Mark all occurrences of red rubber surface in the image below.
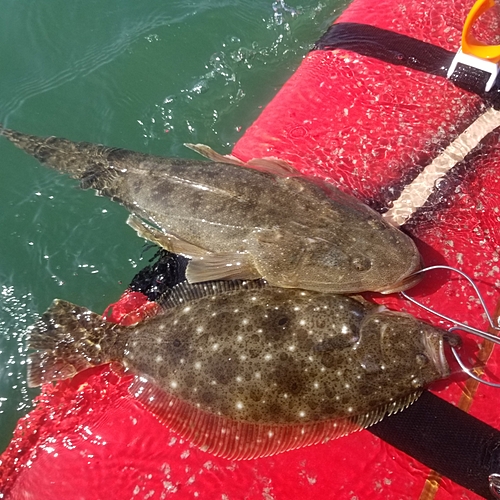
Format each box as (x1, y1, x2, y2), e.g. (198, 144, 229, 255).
(2, 0, 500, 498)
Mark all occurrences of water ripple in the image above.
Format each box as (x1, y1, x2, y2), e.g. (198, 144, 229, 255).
(0, 1, 236, 120)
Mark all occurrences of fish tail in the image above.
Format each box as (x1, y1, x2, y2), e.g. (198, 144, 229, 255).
(0, 124, 33, 151)
(27, 299, 124, 387)
(0, 123, 123, 180)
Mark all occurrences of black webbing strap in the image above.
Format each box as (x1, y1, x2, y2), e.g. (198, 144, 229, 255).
(312, 22, 500, 109)
(370, 390, 500, 499)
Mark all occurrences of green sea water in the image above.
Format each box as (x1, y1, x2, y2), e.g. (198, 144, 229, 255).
(0, 0, 347, 454)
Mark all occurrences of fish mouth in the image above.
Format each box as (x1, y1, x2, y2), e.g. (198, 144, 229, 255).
(373, 254, 423, 294)
(442, 331, 462, 348)
(423, 330, 452, 378)
(374, 271, 423, 294)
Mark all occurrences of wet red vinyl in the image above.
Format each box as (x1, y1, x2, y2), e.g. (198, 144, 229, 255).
(2, 0, 500, 498)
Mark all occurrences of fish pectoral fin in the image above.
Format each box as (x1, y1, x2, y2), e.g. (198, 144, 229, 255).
(245, 157, 300, 177)
(186, 252, 262, 283)
(184, 143, 246, 166)
(128, 215, 262, 282)
(127, 215, 209, 258)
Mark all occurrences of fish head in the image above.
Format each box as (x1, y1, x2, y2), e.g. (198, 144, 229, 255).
(361, 310, 452, 387)
(252, 228, 422, 294)
(287, 177, 423, 294)
(419, 324, 459, 379)
(336, 217, 423, 294)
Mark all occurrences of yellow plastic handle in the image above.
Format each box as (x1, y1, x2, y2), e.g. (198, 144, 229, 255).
(462, 0, 500, 62)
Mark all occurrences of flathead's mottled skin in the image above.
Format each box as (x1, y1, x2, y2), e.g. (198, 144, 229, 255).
(0, 125, 421, 294)
(27, 281, 454, 458)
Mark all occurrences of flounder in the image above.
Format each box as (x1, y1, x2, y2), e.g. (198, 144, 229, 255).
(28, 280, 457, 460)
(1, 125, 421, 294)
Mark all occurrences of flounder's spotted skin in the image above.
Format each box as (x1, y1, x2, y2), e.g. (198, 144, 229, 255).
(28, 281, 451, 459)
(124, 287, 448, 424)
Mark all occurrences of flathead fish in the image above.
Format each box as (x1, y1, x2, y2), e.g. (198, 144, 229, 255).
(0, 125, 421, 294)
(28, 280, 456, 460)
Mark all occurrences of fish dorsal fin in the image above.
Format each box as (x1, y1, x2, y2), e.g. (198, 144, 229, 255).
(158, 278, 267, 310)
(245, 157, 300, 177)
(184, 143, 300, 178)
(352, 390, 423, 429)
(184, 143, 246, 166)
(128, 375, 423, 460)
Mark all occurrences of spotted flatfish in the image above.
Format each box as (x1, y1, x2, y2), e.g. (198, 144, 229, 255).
(27, 280, 456, 460)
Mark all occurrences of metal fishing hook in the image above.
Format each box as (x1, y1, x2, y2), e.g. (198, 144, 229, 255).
(401, 264, 500, 339)
(489, 473, 500, 500)
(448, 326, 500, 388)
(400, 264, 500, 387)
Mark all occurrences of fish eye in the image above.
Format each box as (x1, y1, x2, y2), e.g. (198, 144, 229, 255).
(278, 317, 289, 326)
(350, 255, 372, 271)
(415, 353, 428, 366)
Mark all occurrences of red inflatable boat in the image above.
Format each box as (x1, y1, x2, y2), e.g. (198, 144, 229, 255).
(2, 0, 500, 498)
